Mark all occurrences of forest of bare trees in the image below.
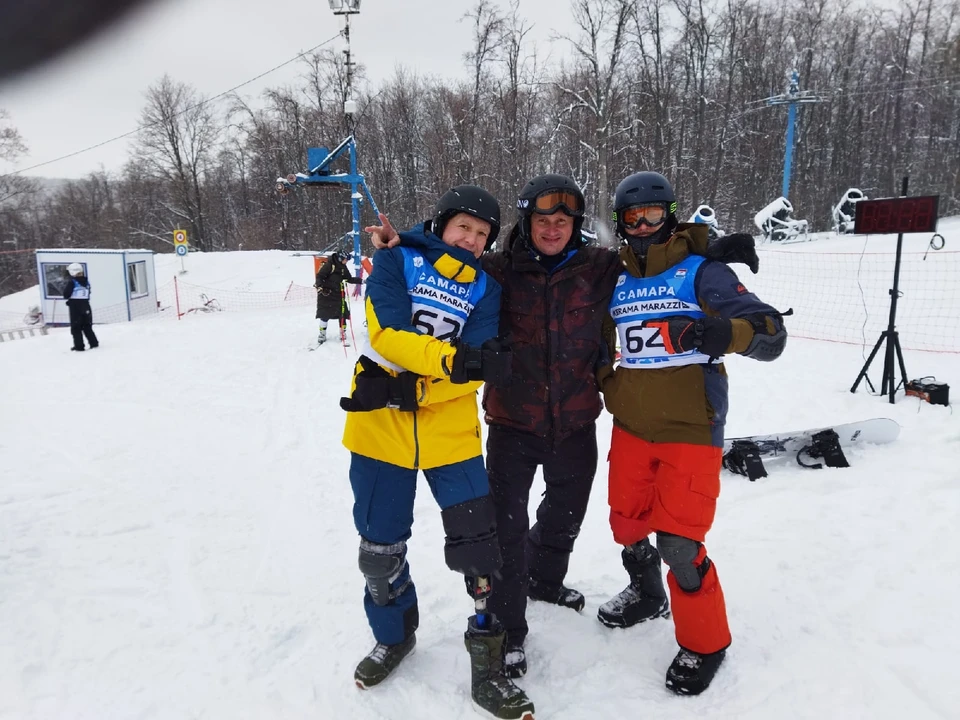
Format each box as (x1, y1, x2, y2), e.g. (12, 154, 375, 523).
(1, 0, 959, 297)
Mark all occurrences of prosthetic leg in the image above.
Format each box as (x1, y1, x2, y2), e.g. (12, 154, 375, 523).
(464, 576, 535, 720)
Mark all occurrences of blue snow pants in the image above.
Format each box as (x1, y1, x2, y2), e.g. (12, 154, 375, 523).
(349, 452, 490, 645)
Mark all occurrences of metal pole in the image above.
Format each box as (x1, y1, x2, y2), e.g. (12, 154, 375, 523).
(782, 102, 797, 199)
(884, 175, 909, 403)
(343, 13, 354, 138)
(350, 139, 362, 277)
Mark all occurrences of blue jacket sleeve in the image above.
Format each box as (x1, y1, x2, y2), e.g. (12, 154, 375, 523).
(460, 278, 501, 347)
(364, 247, 412, 328)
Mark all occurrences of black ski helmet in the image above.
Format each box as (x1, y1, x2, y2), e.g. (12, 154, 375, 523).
(613, 171, 678, 240)
(433, 185, 501, 249)
(516, 173, 586, 241)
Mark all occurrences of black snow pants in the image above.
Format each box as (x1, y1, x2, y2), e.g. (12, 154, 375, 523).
(485, 421, 598, 646)
(69, 302, 98, 350)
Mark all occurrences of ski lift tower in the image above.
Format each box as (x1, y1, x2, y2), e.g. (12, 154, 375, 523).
(764, 69, 823, 200)
(276, 137, 381, 280)
(329, 0, 360, 135)
(276, 0, 375, 278)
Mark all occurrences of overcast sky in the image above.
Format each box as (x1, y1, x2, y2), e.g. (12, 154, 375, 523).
(0, 0, 568, 179)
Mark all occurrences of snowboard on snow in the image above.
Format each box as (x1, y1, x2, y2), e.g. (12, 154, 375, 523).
(722, 417, 901, 480)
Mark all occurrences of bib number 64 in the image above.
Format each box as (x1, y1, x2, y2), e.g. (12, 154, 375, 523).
(624, 324, 665, 353)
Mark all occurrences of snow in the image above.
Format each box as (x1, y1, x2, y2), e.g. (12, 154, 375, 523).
(2, 243, 959, 720)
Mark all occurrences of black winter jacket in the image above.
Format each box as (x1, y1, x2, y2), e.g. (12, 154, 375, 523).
(481, 226, 622, 442)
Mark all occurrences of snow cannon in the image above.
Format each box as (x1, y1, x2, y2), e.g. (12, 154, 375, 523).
(688, 204, 724, 240)
(832, 188, 866, 234)
(754, 196, 809, 243)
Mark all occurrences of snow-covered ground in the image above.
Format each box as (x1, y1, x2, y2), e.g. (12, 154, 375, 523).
(2, 243, 959, 720)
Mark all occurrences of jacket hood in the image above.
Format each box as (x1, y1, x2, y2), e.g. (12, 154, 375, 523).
(399, 222, 485, 283)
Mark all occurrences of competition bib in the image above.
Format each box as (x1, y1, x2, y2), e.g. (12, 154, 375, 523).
(70, 281, 90, 300)
(609, 255, 717, 368)
(367, 247, 487, 372)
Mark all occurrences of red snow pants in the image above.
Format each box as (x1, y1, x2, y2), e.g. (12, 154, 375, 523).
(608, 425, 731, 654)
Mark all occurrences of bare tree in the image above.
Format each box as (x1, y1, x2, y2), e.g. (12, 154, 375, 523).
(134, 75, 221, 251)
(461, 1, 506, 179)
(0, 110, 38, 207)
(557, 0, 632, 223)
(0, 110, 39, 296)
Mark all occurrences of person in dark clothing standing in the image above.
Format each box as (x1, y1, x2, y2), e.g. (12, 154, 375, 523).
(314, 251, 362, 346)
(62, 262, 99, 351)
(480, 175, 622, 678)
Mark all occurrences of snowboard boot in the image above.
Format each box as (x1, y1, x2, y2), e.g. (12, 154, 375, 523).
(354, 634, 416, 689)
(503, 641, 527, 679)
(464, 615, 535, 720)
(665, 646, 726, 696)
(527, 577, 585, 612)
(597, 538, 670, 628)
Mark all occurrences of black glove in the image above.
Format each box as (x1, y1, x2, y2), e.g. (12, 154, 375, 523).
(340, 356, 419, 412)
(449, 337, 513, 386)
(642, 315, 732, 357)
(706, 232, 759, 274)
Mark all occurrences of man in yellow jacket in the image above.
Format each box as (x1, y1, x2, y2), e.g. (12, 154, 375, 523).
(342, 186, 534, 720)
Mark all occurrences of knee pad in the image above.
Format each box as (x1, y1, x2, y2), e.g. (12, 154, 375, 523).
(657, 532, 709, 592)
(358, 538, 408, 607)
(441, 496, 502, 577)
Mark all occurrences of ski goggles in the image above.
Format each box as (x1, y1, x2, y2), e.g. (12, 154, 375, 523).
(619, 203, 668, 229)
(529, 190, 585, 217)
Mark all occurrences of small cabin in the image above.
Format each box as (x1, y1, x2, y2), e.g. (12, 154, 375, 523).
(35, 248, 157, 325)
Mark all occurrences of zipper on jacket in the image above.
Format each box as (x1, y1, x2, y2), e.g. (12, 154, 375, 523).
(543, 277, 554, 439)
(412, 411, 420, 469)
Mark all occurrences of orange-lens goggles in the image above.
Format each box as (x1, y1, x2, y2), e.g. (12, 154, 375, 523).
(621, 204, 667, 228)
(533, 190, 584, 216)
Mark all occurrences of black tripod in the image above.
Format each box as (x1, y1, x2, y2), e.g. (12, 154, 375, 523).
(850, 177, 909, 404)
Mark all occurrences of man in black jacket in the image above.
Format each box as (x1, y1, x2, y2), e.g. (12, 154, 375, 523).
(62, 262, 99, 351)
(479, 175, 622, 678)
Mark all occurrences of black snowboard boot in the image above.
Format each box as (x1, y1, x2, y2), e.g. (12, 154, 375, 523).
(597, 539, 670, 628)
(354, 634, 416, 689)
(665, 646, 726, 695)
(464, 615, 535, 720)
(527, 577, 585, 612)
(503, 641, 527, 679)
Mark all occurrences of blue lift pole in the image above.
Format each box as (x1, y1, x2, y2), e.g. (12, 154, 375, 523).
(765, 69, 822, 201)
(782, 101, 797, 198)
(349, 140, 362, 275)
(276, 135, 381, 278)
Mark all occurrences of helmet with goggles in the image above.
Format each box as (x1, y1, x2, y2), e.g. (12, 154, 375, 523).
(613, 171, 678, 240)
(516, 173, 586, 243)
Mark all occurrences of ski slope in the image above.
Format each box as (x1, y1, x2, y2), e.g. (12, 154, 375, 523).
(1, 245, 959, 720)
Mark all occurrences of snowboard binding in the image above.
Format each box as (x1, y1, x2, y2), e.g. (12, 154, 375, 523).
(722, 440, 768, 481)
(796, 429, 850, 470)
